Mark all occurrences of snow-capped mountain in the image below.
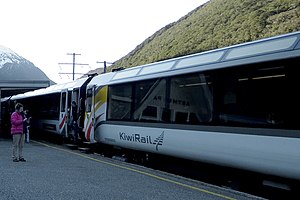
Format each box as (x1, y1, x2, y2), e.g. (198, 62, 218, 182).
(0, 45, 26, 67)
(0, 45, 53, 82)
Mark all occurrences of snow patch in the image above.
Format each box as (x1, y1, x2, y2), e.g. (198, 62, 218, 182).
(0, 45, 24, 68)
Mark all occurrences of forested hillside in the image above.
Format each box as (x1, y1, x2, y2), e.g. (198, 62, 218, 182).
(99, 0, 300, 72)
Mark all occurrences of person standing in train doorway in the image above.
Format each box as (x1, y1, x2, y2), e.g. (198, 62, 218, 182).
(23, 109, 31, 143)
(71, 101, 79, 143)
(11, 103, 27, 162)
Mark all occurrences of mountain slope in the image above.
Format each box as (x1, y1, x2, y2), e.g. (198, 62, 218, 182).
(103, 0, 299, 72)
(0, 45, 25, 67)
(0, 45, 53, 82)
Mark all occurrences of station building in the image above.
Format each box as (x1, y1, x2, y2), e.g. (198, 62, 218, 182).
(0, 80, 51, 137)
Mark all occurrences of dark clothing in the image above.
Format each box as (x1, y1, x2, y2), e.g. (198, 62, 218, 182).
(23, 113, 30, 134)
(72, 107, 78, 122)
(71, 103, 79, 141)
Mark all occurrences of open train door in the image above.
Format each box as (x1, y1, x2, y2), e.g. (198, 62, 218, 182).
(59, 89, 68, 137)
(84, 85, 96, 143)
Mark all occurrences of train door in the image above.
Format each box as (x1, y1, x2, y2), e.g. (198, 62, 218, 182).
(70, 88, 80, 139)
(73, 87, 85, 139)
(84, 86, 96, 142)
(71, 88, 79, 124)
(59, 89, 68, 137)
(72, 89, 79, 106)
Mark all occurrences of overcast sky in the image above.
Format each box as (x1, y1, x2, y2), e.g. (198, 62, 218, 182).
(1, 0, 209, 83)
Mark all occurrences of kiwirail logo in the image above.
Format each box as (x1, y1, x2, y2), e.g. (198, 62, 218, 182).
(153, 131, 164, 151)
(119, 131, 164, 151)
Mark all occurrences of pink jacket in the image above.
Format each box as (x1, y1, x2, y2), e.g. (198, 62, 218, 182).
(11, 111, 24, 135)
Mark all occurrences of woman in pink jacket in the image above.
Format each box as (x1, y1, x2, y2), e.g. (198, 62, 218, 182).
(11, 103, 27, 162)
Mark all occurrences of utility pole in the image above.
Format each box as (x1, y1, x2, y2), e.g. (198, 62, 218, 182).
(96, 61, 113, 73)
(59, 53, 89, 80)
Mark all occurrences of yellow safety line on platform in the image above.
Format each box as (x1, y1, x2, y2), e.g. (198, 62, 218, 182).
(33, 140, 236, 200)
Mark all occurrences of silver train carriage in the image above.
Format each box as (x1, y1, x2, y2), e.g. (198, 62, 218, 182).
(9, 77, 92, 139)
(4, 31, 300, 182)
(84, 31, 300, 181)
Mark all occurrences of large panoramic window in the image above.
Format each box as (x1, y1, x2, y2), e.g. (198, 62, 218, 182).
(106, 58, 300, 130)
(217, 59, 297, 128)
(133, 79, 166, 122)
(107, 73, 214, 124)
(169, 73, 213, 124)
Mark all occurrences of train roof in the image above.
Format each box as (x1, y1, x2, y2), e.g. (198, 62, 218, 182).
(89, 31, 300, 87)
(10, 77, 90, 100)
(5, 31, 300, 100)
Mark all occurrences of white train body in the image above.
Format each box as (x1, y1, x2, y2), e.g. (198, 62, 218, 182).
(9, 77, 92, 138)
(6, 31, 300, 181)
(85, 31, 300, 180)
(97, 124, 300, 179)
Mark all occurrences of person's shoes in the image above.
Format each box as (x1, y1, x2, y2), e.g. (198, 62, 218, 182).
(19, 158, 26, 162)
(13, 158, 19, 162)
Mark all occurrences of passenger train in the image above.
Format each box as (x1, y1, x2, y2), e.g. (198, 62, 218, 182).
(2, 31, 300, 184)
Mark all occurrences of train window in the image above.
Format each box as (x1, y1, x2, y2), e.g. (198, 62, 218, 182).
(285, 59, 300, 129)
(217, 60, 294, 128)
(133, 79, 166, 122)
(105, 58, 300, 130)
(108, 83, 132, 120)
(72, 89, 79, 104)
(87, 89, 92, 97)
(61, 92, 67, 112)
(86, 89, 92, 112)
(38, 94, 60, 120)
(170, 73, 213, 123)
(50, 94, 60, 120)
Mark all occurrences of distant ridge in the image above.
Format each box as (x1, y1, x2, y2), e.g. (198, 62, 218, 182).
(0, 45, 54, 84)
(86, 0, 300, 75)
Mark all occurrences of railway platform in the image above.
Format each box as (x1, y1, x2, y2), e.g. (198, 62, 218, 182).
(0, 138, 263, 200)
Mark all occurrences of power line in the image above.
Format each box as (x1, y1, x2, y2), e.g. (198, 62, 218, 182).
(58, 53, 89, 80)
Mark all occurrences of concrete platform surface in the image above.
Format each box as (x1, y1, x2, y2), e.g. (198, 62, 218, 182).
(0, 138, 264, 200)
